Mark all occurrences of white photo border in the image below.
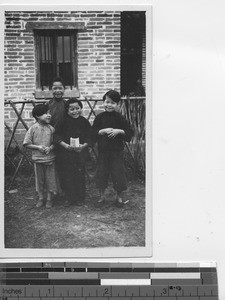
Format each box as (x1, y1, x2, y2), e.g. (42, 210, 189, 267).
(0, 4, 152, 258)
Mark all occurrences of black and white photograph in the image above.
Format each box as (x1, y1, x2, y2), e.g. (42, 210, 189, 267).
(2, 5, 152, 257)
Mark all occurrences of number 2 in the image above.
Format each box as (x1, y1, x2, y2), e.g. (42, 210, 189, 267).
(104, 288, 109, 296)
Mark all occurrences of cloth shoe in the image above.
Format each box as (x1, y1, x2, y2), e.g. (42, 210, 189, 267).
(46, 200, 53, 208)
(115, 192, 129, 207)
(36, 199, 45, 208)
(64, 199, 71, 207)
(95, 196, 105, 207)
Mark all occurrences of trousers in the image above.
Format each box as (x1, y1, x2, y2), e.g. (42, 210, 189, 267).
(95, 150, 127, 192)
(34, 162, 60, 197)
(56, 153, 86, 203)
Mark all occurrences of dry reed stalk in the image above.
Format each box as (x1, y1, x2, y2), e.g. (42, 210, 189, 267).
(120, 97, 145, 179)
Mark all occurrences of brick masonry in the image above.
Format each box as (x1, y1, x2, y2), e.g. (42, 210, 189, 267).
(4, 10, 121, 143)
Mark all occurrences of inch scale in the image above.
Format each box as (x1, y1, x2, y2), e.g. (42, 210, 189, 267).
(0, 262, 218, 300)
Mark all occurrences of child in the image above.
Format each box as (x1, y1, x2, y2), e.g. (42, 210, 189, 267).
(54, 99, 91, 206)
(92, 90, 134, 207)
(23, 104, 60, 208)
(48, 77, 66, 130)
(48, 77, 67, 198)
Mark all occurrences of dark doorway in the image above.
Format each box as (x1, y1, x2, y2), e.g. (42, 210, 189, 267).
(121, 11, 146, 96)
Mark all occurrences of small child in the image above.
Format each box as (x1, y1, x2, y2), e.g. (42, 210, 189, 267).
(23, 104, 60, 208)
(54, 99, 91, 206)
(92, 90, 134, 207)
(49, 77, 66, 129)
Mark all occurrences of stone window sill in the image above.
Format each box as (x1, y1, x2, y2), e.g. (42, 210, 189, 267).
(34, 88, 80, 99)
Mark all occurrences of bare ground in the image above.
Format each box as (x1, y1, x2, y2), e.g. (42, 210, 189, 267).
(4, 176, 145, 249)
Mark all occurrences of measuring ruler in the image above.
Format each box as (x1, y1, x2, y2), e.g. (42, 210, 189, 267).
(0, 262, 218, 299)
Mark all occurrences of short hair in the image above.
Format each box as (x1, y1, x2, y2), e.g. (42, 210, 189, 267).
(32, 104, 49, 120)
(65, 98, 83, 111)
(103, 90, 121, 103)
(51, 77, 65, 88)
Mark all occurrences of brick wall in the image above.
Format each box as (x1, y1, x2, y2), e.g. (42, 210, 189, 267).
(4, 10, 121, 144)
(77, 12, 121, 96)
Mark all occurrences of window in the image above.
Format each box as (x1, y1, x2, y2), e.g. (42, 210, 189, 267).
(26, 22, 85, 99)
(34, 30, 77, 91)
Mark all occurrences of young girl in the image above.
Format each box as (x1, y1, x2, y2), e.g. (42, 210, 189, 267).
(23, 104, 60, 208)
(54, 99, 91, 206)
(92, 90, 134, 207)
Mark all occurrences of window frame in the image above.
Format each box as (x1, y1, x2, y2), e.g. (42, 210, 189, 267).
(34, 29, 78, 96)
(26, 22, 85, 99)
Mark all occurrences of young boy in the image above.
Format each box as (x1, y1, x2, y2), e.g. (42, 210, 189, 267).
(92, 90, 134, 207)
(48, 77, 66, 130)
(54, 99, 91, 206)
(23, 104, 60, 208)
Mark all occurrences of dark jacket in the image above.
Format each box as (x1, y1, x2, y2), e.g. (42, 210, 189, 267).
(54, 115, 91, 165)
(92, 111, 134, 152)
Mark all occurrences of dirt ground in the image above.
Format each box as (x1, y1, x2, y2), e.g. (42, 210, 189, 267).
(4, 175, 145, 249)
